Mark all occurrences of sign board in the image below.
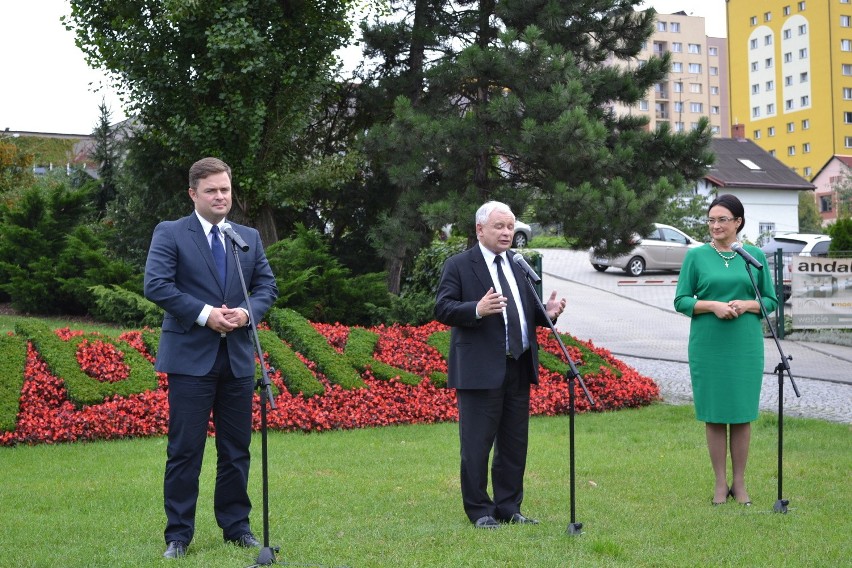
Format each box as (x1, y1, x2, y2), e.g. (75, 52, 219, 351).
(790, 256, 852, 329)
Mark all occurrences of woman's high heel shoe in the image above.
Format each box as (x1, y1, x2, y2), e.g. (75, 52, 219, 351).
(730, 487, 752, 506)
(712, 487, 731, 506)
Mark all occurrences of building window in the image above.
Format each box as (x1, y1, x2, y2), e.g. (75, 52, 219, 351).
(799, 24, 807, 35)
(801, 95, 810, 106)
(799, 48, 808, 59)
(765, 58, 773, 68)
(657, 21, 667, 32)
(639, 100, 649, 111)
(769, 127, 776, 136)
(690, 83, 702, 94)
(804, 167, 812, 178)
(765, 35, 773, 46)
(710, 66, 719, 76)
(766, 103, 775, 114)
(802, 119, 810, 129)
(842, 39, 852, 51)
(690, 122, 700, 130)
(753, 106, 761, 118)
(846, 136, 852, 148)
(798, 1, 805, 10)
(690, 102, 703, 113)
(672, 42, 683, 52)
(754, 130, 762, 139)
(688, 43, 701, 54)
(820, 196, 833, 212)
(769, 150, 776, 157)
(751, 61, 759, 72)
(844, 87, 852, 99)
(800, 72, 809, 82)
(759, 222, 776, 236)
(785, 75, 793, 85)
(784, 6, 791, 16)
(752, 84, 760, 94)
(788, 146, 796, 156)
(710, 86, 719, 95)
(709, 46, 718, 56)
(784, 52, 793, 63)
(674, 101, 684, 113)
(845, 111, 852, 123)
(750, 16, 758, 26)
(689, 63, 702, 73)
(843, 15, 852, 27)
(711, 125, 720, 134)
(787, 122, 795, 132)
(672, 62, 683, 72)
(764, 11, 772, 22)
(786, 99, 795, 110)
(783, 29, 792, 40)
(671, 22, 680, 32)
(675, 122, 685, 132)
(674, 82, 683, 93)
(843, 64, 852, 75)
(803, 143, 811, 153)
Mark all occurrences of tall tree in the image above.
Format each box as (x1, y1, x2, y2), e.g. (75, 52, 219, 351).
(65, 0, 355, 245)
(359, 1, 714, 291)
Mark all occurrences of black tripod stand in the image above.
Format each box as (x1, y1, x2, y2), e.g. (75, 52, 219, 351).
(513, 253, 595, 534)
(225, 232, 281, 565)
(742, 261, 801, 514)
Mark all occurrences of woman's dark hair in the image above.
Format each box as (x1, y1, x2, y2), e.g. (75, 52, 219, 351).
(708, 193, 745, 233)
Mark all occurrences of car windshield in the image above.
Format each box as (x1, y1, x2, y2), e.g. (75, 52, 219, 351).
(762, 239, 807, 254)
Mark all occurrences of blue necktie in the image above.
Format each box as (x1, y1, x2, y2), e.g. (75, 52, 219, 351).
(495, 255, 524, 359)
(210, 225, 226, 287)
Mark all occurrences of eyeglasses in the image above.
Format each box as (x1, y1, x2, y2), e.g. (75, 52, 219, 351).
(706, 216, 737, 225)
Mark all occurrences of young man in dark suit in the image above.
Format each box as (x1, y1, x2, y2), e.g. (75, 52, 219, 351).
(144, 157, 278, 558)
(435, 201, 566, 529)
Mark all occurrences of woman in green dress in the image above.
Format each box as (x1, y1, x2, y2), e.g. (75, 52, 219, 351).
(674, 194, 778, 506)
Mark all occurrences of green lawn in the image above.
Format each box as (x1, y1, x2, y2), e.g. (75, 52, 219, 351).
(0, 403, 848, 567)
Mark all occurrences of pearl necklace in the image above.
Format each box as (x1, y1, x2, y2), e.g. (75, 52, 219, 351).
(710, 241, 736, 268)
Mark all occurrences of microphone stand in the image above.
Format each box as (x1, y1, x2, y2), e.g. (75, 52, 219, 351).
(742, 262, 801, 514)
(516, 263, 595, 535)
(225, 237, 281, 565)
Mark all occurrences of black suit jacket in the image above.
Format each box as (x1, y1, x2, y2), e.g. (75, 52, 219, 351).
(435, 245, 550, 389)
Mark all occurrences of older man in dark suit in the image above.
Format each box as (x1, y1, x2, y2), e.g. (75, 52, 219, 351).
(435, 201, 566, 529)
(144, 157, 278, 559)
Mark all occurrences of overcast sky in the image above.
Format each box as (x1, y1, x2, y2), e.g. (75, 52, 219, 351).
(0, 0, 726, 135)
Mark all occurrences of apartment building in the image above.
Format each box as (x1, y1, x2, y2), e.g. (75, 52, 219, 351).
(614, 11, 729, 137)
(728, 0, 852, 183)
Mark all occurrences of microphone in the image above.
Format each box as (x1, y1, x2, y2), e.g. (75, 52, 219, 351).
(730, 242, 762, 270)
(512, 252, 541, 283)
(221, 223, 249, 252)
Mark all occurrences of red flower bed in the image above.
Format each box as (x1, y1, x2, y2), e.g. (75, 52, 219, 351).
(0, 323, 659, 446)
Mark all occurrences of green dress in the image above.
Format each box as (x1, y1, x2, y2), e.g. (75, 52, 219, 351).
(674, 244, 778, 424)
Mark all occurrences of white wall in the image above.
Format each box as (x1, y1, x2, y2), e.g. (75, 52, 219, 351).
(695, 180, 800, 241)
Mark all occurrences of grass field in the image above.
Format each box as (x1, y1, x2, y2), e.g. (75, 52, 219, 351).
(1, 403, 849, 567)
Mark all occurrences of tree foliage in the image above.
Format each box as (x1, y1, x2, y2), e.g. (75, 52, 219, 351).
(798, 190, 823, 234)
(357, 0, 714, 291)
(65, 0, 356, 245)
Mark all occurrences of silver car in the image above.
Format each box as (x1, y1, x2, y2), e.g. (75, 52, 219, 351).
(589, 223, 701, 276)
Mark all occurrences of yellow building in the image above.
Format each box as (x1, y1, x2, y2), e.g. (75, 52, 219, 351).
(727, 0, 852, 180)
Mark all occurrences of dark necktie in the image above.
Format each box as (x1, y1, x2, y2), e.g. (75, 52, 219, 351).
(495, 255, 524, 359)
(210, 225, 226, 286)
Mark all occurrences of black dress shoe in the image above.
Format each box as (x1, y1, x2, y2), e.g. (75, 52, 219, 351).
(504, 512, 540, 525)
(163, 541, 187, 559)
(225, 532, 261, 548)
(473, 515, 500, 529)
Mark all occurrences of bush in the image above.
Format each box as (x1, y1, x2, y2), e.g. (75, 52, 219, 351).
(266, 224, 392, 325)
(402, 237, 467, 297)
(828, 218, 852, 255)
(88, 285, 164, 328)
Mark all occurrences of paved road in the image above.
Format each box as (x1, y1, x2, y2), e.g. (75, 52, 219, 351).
(536, 249, 852, 424)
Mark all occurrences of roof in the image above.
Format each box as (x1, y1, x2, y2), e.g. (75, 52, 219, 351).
(810, 154, 852, 181)
(704, 137, 815, 191)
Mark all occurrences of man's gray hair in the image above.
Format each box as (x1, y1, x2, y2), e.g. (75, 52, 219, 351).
(475, 201, 514, 226)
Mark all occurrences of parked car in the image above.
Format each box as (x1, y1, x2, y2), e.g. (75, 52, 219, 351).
(588, 223, 701, 276)
(760, 233, 832, 301)
(513, 220, 532, 248)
